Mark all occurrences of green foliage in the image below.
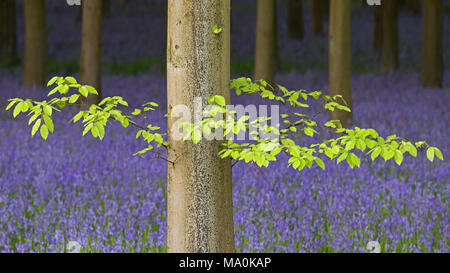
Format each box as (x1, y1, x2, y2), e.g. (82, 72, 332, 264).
(5, 76, 443, 171)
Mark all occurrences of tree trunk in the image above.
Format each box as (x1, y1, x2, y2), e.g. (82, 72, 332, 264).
(373, 5, 382, 51)
(287, 0, 304, 40)
(103, 0, 111, 16)
(23, 0, 48, 87)
(0, 0, 18, 66)
(421, 0, 443, 88)
(312, 0, 323, 36)
(80, 0, 102, 106)
(381, 0, 399, 73)
(166, 0, 234, 253)
(401, 0, 420, 15)
(254, 0, 278, 85)
(329, 0, 352, 128)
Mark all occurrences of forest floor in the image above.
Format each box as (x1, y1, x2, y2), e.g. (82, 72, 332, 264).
(0, 0, 448, 252)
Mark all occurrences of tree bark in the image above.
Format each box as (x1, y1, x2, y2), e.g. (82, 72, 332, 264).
(0, 0, 18, 66)
(254, 0, 278, 85)
(381, 0, 399, 73)
(373, 5, 382, 51)
(329, 0, 352, 128)
(287, 0, 304, 40)
(167, 0, 235, 253)
(421, 0, 443, 88)
(80, 0, 102, 106)
(23, 0, 48, 87)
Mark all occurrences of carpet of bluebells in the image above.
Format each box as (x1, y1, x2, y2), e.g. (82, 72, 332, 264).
(0, 0, 448, 253)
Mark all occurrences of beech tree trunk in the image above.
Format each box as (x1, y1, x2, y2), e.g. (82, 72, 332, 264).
(0, 0, 18, 66)
(23, 0, 48, 87)
(166, 0, 234, 253)
(80, 0, 102, 106)
(254, 0, 278, 85)
(421, 0, 443, 88)
(329, 0, 352, 127)
(373, 5, 382, 51)
(287, 0, 304, 40)
(381, 0, 399, 73)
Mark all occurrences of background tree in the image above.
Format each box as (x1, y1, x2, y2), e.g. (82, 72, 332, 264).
(329, 0, 352, 127)
(381, 0, 399, 73)
(373, 5, 382, 52)
(166, 0, 234, 252)
(254, 0, 278, 86)
(400, 0, 420, 15)
(0, 0, 18, 66)
(23, 0, 48, 87)
(421, 0, 443, 88)
(287, 0, 304, 40)
(312, 0, 324, 36)
(80, 0, 103, 106)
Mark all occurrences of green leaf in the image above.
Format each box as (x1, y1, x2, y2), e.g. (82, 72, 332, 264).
(192, 129, 202, 144)
(408, 144, 418, 157)
(32, 119, 41, 136)
(40, 124, 49, 140)
(43, 115, 54, 133)
(91, 125, 99, 138)
(337, 152, 347, 164)
(304, 127, 314, 137)
(43, 105, 52, 116)
(426, 147, 434, 162)
(97, 124, 105, 140)
(214, 96, 226, 106)
(72, 111, 84, 123)
(213, 24, 223, 34)
(5, 100, 16, 111)
(47, 76, 59, 87)
(314, 158, 325, 170)
(83, 123, 94, 136)
(79, 86, 89, 97)
(350, 153, 360, 167)
(13, 102, 23, 118)
(132, 109, 142, 116)
(371, 147, 381, 161)
(85, 85, 98, 95)
(432, 147, 443, 161)
(394, 150, 403, 166)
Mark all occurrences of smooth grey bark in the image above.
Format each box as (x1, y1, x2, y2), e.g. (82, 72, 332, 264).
(166, 0, 235, 253)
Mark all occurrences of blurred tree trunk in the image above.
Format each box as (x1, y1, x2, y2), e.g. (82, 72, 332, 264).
(0, 0, 18, 66)
(287, 0, 304, 40)
(401, 0, 420, 15)
(373, 5, 382, 52)
(254, 0, 278, 85)
(167, 0, 234, 253)
(329, 0, 352, 127)
(381, 0, 398, 73)
(23, 0, 48, 87)
(312, 0, 324, 36)
(80, 0, 102, 106)
(103, 0, 111, 16)
(421, 0, 443, 88)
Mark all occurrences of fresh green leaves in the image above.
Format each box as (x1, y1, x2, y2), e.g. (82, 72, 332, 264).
(213, 24, 223, 34)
